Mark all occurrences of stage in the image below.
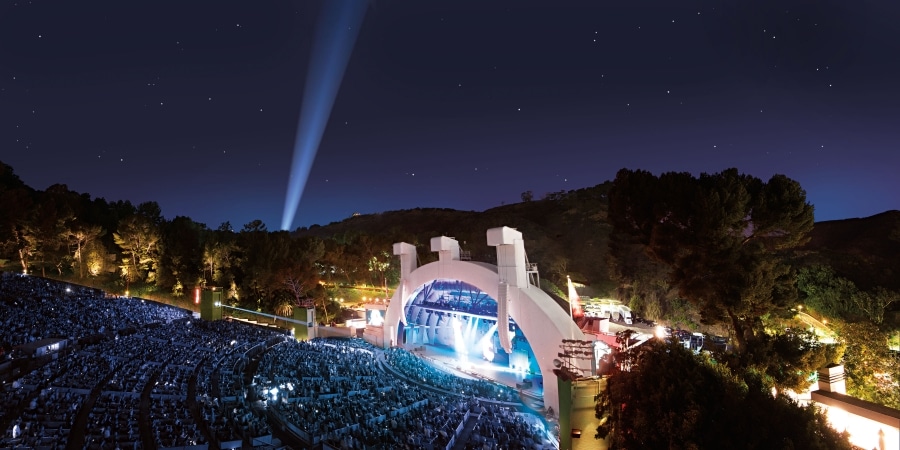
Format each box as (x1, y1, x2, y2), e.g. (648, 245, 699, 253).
(401, 342, 546, 411)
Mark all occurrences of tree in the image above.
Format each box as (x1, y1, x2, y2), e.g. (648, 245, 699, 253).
(608, 168, 814, 353)
(82, 238, 111, 277)
(158, 216, 205, 295)
(12, 225, 34, 275)
(274, 300, 293, 318)
(202, 230, 238, 286)
(22, 186, 76, 276)
(242, 219, 267, 233)
(68, 223, 105, 278)
(608, 225, 672, 319)
(720, 329, 842, 393)
(838, 321, 900, 409)
(278, 236, 325, 309)
(596, 339, 851, 449)
(851, 287, 898, 325)
(0, 162, 34, 267)
(797, 265, 899, 324)
(520, 190, 534, 202)
(234, 228, 288, 310)
(320, 238, 348, 286)
(113, 214, 162, 284)
(796, 265, 859, 319)
(368, 250, 396, 298)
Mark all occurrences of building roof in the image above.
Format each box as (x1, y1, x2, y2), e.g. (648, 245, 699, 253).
(812, 389, 900, 427)
(14, 337, 67, 353)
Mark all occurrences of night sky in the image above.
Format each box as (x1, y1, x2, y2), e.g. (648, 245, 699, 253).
(2, 1, 898, 231)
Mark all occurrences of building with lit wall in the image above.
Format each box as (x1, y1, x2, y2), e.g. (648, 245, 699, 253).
(811, 364, 900, 450)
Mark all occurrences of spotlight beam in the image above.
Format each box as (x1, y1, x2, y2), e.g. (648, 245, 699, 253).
(281, 0, 368, 230)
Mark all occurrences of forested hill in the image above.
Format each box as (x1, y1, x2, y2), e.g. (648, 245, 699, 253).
(294, 182, 899, 296)
(796, 210, 900, 291)
(294, 183, 616, 294)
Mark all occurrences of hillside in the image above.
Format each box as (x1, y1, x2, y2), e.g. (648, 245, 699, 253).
(295, 185, 900, 297)
(796, 210, 900, 291)
(295, 184, 617, 294)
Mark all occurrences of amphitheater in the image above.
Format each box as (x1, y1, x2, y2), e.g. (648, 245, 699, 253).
(0, 271, 557, 450)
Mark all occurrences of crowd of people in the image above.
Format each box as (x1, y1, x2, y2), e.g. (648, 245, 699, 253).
(1, 273, 555, 449)
(0, 272, 186, 359)
(253, 338, 553, 449)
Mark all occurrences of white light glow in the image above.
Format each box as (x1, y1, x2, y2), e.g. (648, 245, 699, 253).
(368, 309, 384, 326)
(655, 325, 667, 339)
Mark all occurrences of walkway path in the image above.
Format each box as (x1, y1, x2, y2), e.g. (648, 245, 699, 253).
(139, 363, 165, 450)
(450, 415, 479, 450)
(797, 312, 837, 343)
(186, 356, 218, 449)
(65, 360, 123, 450)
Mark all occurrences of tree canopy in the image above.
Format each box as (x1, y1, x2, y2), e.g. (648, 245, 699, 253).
(608, 168, 815, 351)
(596, 339, 851, 450)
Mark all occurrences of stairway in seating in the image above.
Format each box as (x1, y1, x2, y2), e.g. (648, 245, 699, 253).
(451, 415, 479, 450)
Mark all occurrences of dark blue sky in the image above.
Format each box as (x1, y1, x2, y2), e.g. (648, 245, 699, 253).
(2, 0, 898, 230)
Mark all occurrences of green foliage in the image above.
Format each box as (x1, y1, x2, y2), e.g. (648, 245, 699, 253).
(540, 278, 566, 299)
(797, 265, 900, 324)
(667, 297, 700, 330)
(851, 287, 899, 325)
(720, 329, 842, 393)
(837, 321, 900, 409)
(3, 160, 896, 409)
(113, 213, 161, 283)
(796, 265, 859, 318)
(596, 340, 851, 449)
(157, 216, 206, 293)
(608, 168, 814, 352)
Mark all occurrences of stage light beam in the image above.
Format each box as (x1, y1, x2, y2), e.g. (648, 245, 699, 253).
(281, 0, 368, 231)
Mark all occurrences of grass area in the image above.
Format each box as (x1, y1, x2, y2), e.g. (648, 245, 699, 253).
(324, 284, 391, 309)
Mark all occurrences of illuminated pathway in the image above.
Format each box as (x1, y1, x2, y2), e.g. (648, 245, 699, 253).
(796, 312, 838, 344)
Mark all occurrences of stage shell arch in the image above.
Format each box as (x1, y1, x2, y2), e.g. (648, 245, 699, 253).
(381, 227, 590, 413)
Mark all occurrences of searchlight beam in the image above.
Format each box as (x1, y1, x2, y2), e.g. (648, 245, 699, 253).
(281, 0, 368, 230)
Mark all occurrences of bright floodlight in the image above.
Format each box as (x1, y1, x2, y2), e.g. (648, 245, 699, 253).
(655, 325, 667, 339)
(281, 0, 368, 230)
(368, 309, 384, 326)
